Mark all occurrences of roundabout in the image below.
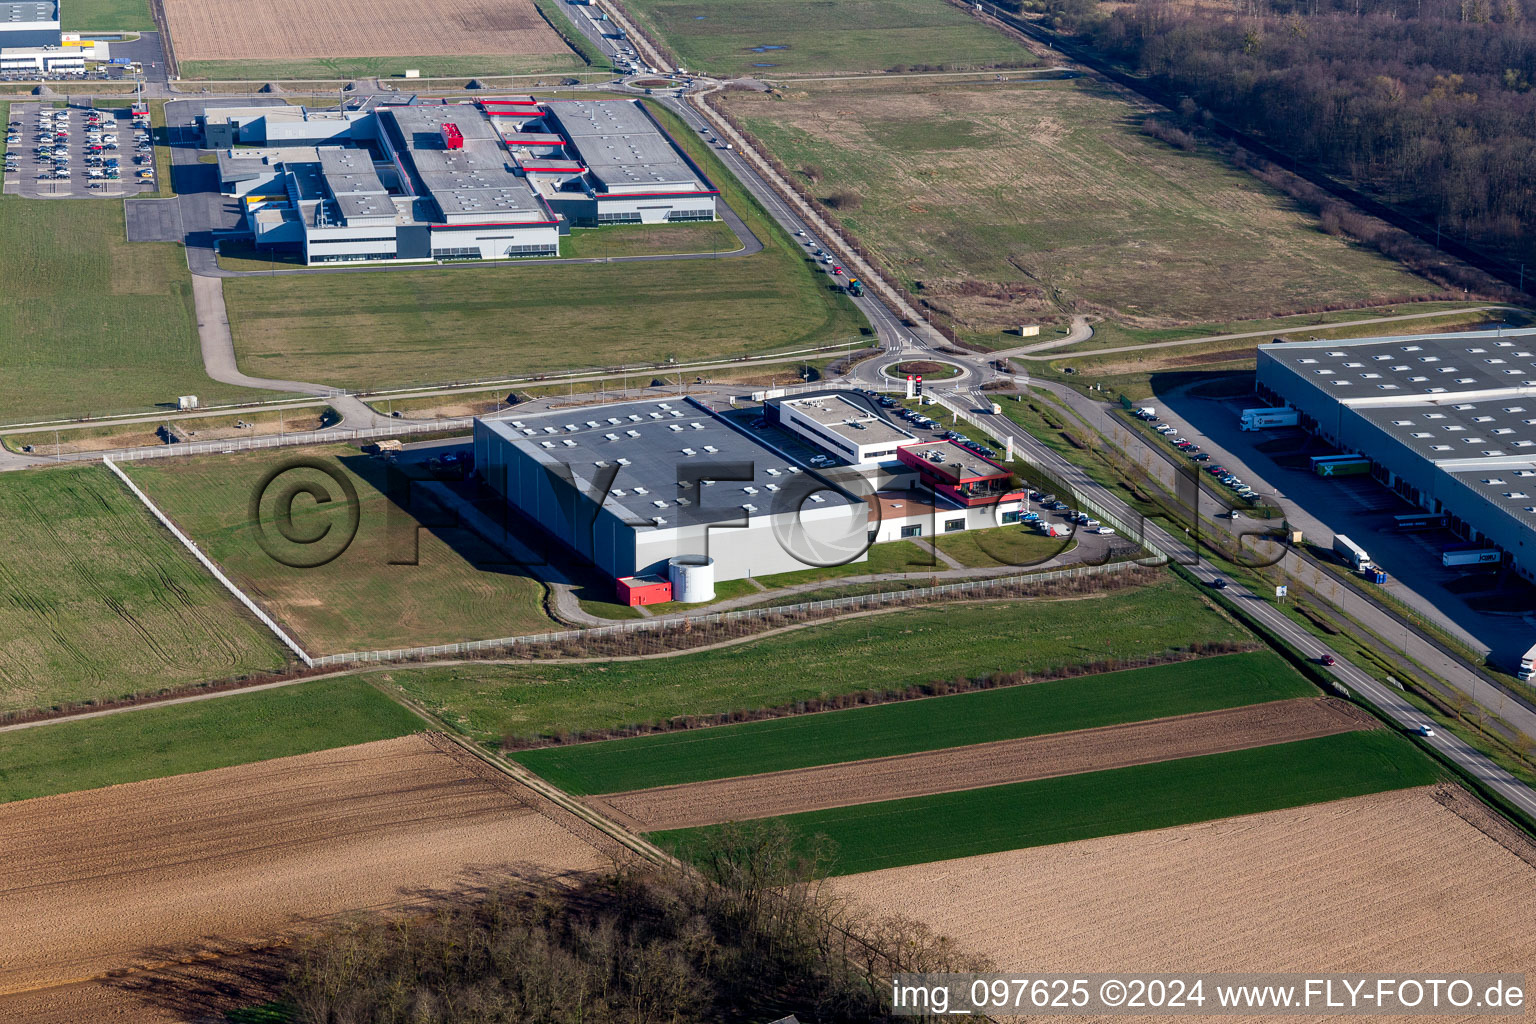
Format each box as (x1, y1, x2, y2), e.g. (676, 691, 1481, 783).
(881, 359, 967, 384)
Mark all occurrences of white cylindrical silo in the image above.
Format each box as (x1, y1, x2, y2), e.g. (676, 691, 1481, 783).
(668, 555, 716, 603)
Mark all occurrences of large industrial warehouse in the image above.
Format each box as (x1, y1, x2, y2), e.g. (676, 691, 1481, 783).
(203, 97, 718, 264)
(1256, 327, 1536, 581)
(472, 391, 1035, 604)
(474, 398, 871, 598)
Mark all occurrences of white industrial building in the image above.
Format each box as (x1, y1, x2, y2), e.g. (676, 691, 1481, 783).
(776, 393, 918, 465)
(203, 96, 717, 265)
(0, 0, 60, 48)
(474, 398, 869, 590)
(1256, 327, 1536, 582)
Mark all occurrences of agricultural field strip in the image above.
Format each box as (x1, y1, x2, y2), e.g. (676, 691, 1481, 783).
(650, 730, 1441, 876)
(0, 465, 287, 712)
(511, 650, 1312, 794)
(0, 735, 609, 996)
(0, 677, 424, 805)
(831, 786, 1536, 982)
(102, 458, 312, 664)
(592, 697, 1373, 831)
(161, 0, 569, 61)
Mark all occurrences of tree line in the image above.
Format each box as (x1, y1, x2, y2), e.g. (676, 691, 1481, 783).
(1035, 0, 1536, 278)
(278, 822, 984, 1023)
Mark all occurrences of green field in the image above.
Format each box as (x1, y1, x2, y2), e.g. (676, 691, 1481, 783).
(0, 678, 422, 803)
(61, 0, 152, 30)
(932, 526, 1078, 568)
(620, 0, 1032, 76)
(124, 445, 557, 655)
(386, 574, 1247, 743)
(727, 79, 1433, 335)
(562, 219, 742, 258)
(222, 104, 866, 394)
(0, 465, 288, 713)
(654, 730, 1439, 875)
(514, 650, 1311, 793)
(0, 195, 277, 424)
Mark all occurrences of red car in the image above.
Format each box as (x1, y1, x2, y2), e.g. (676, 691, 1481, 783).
(1319, 654, 1336, 667)
(1208, 465, 1227, 476)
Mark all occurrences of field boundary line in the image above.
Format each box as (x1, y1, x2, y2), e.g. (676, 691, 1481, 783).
(102, 456, 314, 667)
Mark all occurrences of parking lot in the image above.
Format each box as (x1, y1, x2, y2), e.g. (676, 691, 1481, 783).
(3, 103, 158, 199)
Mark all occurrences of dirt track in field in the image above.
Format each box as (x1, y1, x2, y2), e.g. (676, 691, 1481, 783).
(0, 735, 609, 1008)
(592, 697, 1374, 831)
(162, 0, 568, 61)
(833, 786, 1536, 1022)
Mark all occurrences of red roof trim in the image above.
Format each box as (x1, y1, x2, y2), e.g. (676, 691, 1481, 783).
(431, 220, 559, 230)
(598, 190, 719, 199)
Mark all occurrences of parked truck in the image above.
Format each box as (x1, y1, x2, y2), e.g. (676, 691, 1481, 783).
(1519, 643, 1536, 681)
(1242, 406, 1300, 431)
(1442, 547, 1501, 568)
(1332, 534, 1373, 571)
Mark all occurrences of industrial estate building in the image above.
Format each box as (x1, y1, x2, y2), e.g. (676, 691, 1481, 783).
(474, 398, 870, 598)
(1256, 327, 1536, 581)
(203, 97, 718, 264)
(473, 392, 1031, 604)
(0, 0, 104, 72)
(0, 0, 59, 48)
(773, 393, 917, 465)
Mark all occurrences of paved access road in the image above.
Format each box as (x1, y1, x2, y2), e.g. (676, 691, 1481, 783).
(938, 378, 1536, 822)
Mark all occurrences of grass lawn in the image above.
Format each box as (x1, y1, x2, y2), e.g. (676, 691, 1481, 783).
(561, 219, 742, 258)
(0, 195, 278, 425)
(177, 54, 588, 81)
(727, 79, 1434, 333)
(654, 729, 1439, 875)
(61, 0, 152, 31)
(124, 445, 557, 656)
(0, 465, 288, 713)
(621, 0, 1033, 77)
(383, 573, 1247, 744)
(222, 104, 866, 394)
(515, 650, 1309, 793)
(0, 678, 422, 803)
(570, 541, 967, 620)
(933, 526, 1077, 569)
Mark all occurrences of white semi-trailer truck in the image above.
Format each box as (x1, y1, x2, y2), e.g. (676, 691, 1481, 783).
(1332, 534, 1373, 570)
(1241, 407, 1300, 431)
(1442, 547, 1502, 568)
(1519, 643, 1536, 681)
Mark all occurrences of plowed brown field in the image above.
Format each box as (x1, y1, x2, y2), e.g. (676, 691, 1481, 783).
(592, 697, 1372, 831)
(0, 735, 608, 1006)
(162, 0, 568, 61)
(834, 787, 1536, 1021)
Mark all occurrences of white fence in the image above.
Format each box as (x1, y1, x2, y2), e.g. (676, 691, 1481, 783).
(103, 456, 316, 667)
(95, 420, 474, 464)
(309, 559, 1146, 667)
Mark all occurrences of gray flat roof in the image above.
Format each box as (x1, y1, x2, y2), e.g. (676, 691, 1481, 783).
(1260, 330, 1536, 403)
(782, 394, 916, 447)
(480, 398, 859, 526)
(1358, 397, 1536, 466)
(900, 440, 1008, 483)
(381, 105, 548, 221)
(542, 99, 705, 192)
(0, 1, 57, 23)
